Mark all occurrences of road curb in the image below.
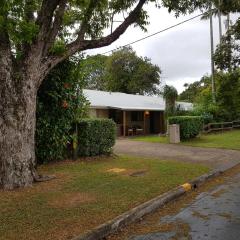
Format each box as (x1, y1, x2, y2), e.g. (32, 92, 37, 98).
(72, 163, 239, 240)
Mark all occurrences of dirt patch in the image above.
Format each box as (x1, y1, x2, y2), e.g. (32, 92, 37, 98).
(48, 192, 96, 208)
(126, 170, 148, 177)
(107, 168, 126, 173)
(106, 168, 148, 177)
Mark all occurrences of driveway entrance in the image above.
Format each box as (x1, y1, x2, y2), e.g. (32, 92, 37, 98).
(114, 139, 240, 169)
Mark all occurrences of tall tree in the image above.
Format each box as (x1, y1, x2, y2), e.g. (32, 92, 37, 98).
(201, 3, 220, 103)
(213, 0, 240, 70)
(214, 17, 240, 70)
(0, 0, 150, 189)
(179, 81, 205, 102)
(105, 46, 161, 95)
(80, 54, 108, 90)
(209, 5, 216, 103)
(201, 2, 223, 41)
(218, 0, 223, 40)
(82, 48, 161, 95)
(0, 0, 219, 189)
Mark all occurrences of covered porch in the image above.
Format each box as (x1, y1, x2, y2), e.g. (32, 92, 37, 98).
(109, 109, 165, 137)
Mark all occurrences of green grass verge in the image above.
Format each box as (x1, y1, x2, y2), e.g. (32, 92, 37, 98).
(132, 130, 240, 150)
(0, 155, 209, 240)
(132, 135, 169, 144)
(181, 129, 240, 150)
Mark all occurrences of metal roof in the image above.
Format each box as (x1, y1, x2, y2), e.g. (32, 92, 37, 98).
(83, 89, 192, 111)
(176, 101, 194, 111)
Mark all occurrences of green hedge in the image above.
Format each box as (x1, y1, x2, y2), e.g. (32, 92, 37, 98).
(168, 116, 203, 140)
(77, 118, 116, 157)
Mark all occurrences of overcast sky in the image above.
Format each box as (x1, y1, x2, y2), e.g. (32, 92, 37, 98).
(87, 3, 239, 93)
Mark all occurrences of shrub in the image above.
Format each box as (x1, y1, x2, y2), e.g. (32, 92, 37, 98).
(36, 59, 89, 164)
(77, 118, 116, 157)
(168, 116, 203, 140)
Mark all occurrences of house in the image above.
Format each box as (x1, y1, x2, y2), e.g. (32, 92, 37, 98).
(83, 89, 192, 137)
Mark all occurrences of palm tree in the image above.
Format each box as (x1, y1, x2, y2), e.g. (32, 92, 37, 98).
(201, 2, 224, 42)
(218, 1, 223, 39)
(210, 6, 216, 103)
(201, 5, 216, 103)
(225, 13, 231, 31)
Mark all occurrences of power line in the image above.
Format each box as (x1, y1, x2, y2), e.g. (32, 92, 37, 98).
(101, 12, 207, 55)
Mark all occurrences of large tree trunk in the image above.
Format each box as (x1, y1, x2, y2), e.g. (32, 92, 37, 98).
(0, 38, 39, 190)
(0, 94, 38, 190)
(0, 77, 38, 189)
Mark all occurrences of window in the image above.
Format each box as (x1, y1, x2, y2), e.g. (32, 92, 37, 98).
(109, 109, 122, 124)
(131, 111, 143, 121)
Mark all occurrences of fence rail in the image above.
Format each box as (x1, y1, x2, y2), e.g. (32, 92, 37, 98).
(203, 120, 240, 133)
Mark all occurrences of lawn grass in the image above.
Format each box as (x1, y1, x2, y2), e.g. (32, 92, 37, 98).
(132, 135, 169, 144)
(132, 130, 240, 150)
(181, 130, 240, 150)
(0, 155, 209, 240)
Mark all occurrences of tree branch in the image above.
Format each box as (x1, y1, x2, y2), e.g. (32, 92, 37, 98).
(0, 12, 14, 69)
(24, 0, 35, 22)
(77, 0, 99, 41)
(72, 0, 147, 52)
(21, 0, 37, 56)
(42, 0, 67, 57)
(36, 0, 60, 42)
(23, 0, 61, 73)
(42, 0, 98, 57)
(41, 0, 147, 78)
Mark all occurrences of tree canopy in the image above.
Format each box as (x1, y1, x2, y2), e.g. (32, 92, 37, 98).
(0, 0, 216, 79)
(79, 54, 108, 91)
(82, 46, 161, 95)
(212, 1, 240, 71)
(179, 79, 206, 103)
(214, 19, 240, 71)
(179, 70, 240, 121)
(105, 46, 161, 94)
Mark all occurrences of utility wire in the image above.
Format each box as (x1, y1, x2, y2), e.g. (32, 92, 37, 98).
(101, 11, 208, 55)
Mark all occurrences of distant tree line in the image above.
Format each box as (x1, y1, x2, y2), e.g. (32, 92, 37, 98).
(179, 1, 240, 122)
(179, 70, 240, 121)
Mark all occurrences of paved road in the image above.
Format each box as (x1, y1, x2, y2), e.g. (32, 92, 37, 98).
(114, 139, 240, 169)
(111, 171, 240, 240)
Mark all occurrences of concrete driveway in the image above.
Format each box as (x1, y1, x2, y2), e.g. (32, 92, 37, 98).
(114, 139, 240, 169)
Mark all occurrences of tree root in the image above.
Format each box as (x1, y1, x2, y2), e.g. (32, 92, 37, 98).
(34, 174, 56, 182)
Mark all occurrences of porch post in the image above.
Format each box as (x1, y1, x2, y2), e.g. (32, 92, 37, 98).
(143, 111, 146, 135)
(123, 110, 126, 137)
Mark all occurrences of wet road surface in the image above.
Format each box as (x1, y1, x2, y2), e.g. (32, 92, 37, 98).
(109, 169, 240, 240)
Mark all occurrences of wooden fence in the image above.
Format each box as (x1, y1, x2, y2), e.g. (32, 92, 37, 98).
(203, 120, 240, 133)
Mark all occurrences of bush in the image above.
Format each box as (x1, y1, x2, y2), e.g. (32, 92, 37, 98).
(168, 116, 203, 140)
(36, 59, 89, 164)
(77, 118, 116, 157)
